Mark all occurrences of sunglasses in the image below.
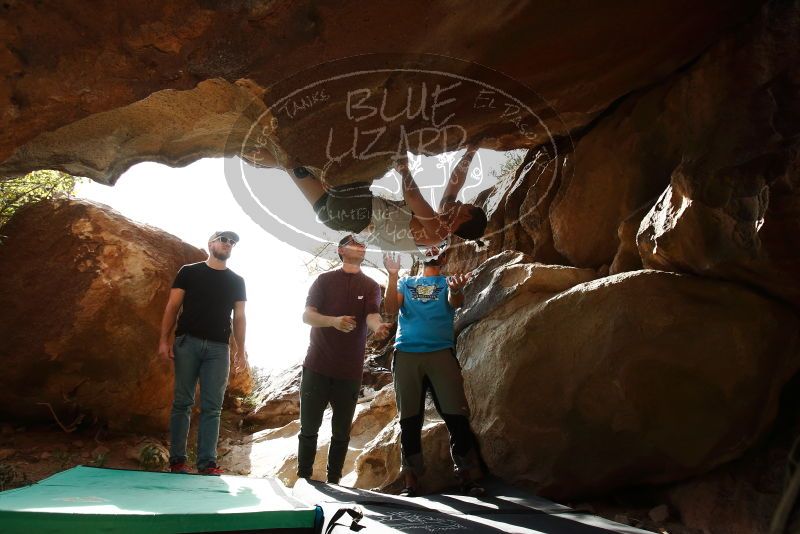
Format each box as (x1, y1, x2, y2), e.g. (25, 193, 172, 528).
(214, 236, 238, 246)
(340, 236, 365, 247)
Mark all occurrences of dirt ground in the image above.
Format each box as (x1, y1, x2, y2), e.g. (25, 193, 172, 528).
(0, 417, 698, 534)
(0, 410, 248, 490)
(0, 422, 146, 490)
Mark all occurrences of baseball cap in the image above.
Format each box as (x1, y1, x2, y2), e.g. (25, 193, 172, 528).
(209, 230, 240, 243)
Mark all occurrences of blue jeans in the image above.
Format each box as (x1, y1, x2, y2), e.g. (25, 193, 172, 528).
(169, 334, 230, 470)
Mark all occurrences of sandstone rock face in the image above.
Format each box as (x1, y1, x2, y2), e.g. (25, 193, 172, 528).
(506, 0, 800, 304)
(456, 0, 799, 295)
(454, 250, 596, 335)
(0, 1, 760, 183)
(639, 159, 800, 308)
(350, 385, 397, 440)
(634, 2, 800, 307)
(227, 360, 254, 399)
(2, 6, 799, 533)
(0, 79, 270, 184)
(649, 375, 800, 534)
(518, 148, 570, 265)
(354, 418, 459, 494)
(244, 365, 302, 431)
(665, 457, 781, 534)
(549, 85, 676, 268)
(609, 202, 651, 275)
(0, 199, 250, 432)
(457, 269, 800, 500)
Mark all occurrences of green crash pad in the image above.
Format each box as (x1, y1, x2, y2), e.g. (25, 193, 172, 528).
(0, 466, 322, 533)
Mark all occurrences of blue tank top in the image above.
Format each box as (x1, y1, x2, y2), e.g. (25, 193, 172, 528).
(395, 275, 455, 353)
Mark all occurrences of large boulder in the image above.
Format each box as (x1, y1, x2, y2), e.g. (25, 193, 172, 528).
(243, 364, 302, 431)
(454, 250, 597, 335)
(637, 375, 800, 534)
(639, 154, 800, 308)
(353, 418, 459, 494)
(609, 202, 651, 275)
(518, 147, 571, 264)
(0, 199, 251, 432)
(503, 0, 800, 303)
(548, 84, 675, 268)
(350, 385, 397, 440)
(635, 1, 800, 308)
(491, 0, 798, 288)
(457, 269, 800, 500)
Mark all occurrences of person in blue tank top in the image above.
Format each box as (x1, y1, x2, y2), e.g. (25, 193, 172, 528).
(383, 248, 485, 497)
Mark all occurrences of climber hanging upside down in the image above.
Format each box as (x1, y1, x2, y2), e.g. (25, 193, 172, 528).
(288, 144, 488, 256)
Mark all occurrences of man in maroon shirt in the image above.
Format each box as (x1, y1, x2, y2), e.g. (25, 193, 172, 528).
(299, 234, 391, 483)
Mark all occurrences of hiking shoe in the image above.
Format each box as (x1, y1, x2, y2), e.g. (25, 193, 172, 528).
(198, 463, 224, 476)
(399, 486, 418, 498)
(460, 480, 486, 497)
(169, 462, 190, 474)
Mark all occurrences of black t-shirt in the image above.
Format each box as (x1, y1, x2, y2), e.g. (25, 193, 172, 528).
(172, 262, 247, 344)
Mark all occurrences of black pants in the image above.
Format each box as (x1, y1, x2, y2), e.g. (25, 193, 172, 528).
(297, 367, 361, 482)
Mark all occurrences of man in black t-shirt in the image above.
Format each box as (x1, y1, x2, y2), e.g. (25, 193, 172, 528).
(158, 230, 247, 476)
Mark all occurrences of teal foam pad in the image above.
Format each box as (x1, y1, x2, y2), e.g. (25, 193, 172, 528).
(0, 466, 321, 533)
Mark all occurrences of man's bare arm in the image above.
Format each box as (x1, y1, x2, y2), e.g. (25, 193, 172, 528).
(396, 158, 442, 238)
(231, 301, 247, 371)
(440, 145, 478, 209)
(383, 253, 404, 318)
(366, 313, 392, 339)
(232, 301, 247, 367)
(398, 163, 436, 219)
(158, 288, 185, 361)
(446, 273, 469, 309)
(384, 273, 404, 317)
